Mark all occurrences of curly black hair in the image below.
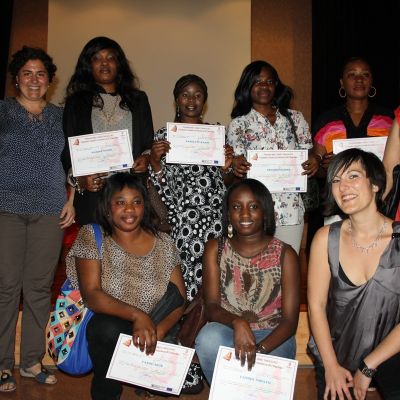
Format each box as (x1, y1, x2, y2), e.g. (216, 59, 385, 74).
(95, 172, 159, 237)
(9, 46, 57, 83)
(65, 36, 140, 111)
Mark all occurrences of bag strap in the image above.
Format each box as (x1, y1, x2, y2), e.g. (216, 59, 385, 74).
(92, 223, 103, 255)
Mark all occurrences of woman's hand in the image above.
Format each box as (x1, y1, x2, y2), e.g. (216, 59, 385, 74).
(323, 363, 353, 400)
(321, 152, 334, 170)
(302, 154, 321, 177)
(232, 318, 257, 370)
(222, 144, 234, 172)
(79, 173, 107, 192)
(132, 312, 157, 355)
(132, 154, 150, 173)
(150, 140, 170, 172)
(352, 370, 371, 400)
(59, 200, 75, 229)
(232, 155, 251, 178)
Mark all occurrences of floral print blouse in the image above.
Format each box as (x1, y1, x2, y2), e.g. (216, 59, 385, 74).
(227, 108, 312, 226)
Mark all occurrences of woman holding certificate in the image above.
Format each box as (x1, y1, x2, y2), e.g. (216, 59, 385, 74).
(62, 36, 154, 225)
(66, 172, 186, 400)
(195, 179, 300, 384)
(0, 47, 75, 391)
(227, 60, 316, 253)
(308, 149, 400, 400)
(149, 74, 233, 392)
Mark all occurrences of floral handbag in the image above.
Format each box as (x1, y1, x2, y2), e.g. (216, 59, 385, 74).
(46, 223, 102, 375)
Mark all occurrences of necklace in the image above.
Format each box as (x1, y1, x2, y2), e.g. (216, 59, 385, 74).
(101, 95, 120, 123)
(348, 220, 387, 253)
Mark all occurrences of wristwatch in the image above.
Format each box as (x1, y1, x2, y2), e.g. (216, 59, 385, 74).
(358, 360, 377, 378)
(67, 170, 84, 195)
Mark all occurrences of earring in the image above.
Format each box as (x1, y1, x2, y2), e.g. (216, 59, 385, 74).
(15, 82, 19, 89)
(368, 86, 377, 98)
(200, 114, 203, 121)
(227, 224, 233, 239)
(338, 87, 346, 98)
(176, 104, 180, 119)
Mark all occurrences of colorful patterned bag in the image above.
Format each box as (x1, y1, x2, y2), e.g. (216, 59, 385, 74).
(46, 224, 102, 375)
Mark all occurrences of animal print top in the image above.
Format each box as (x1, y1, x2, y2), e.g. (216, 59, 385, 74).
(66, 225, 180, 313)
(219, 238, 286, 330)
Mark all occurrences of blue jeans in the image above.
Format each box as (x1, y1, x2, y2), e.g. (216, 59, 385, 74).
(195, 322, 296, 384)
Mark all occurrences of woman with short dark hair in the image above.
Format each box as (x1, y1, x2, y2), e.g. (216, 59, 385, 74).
(0, 46, 75, 392)
(308, 148, 400, 400)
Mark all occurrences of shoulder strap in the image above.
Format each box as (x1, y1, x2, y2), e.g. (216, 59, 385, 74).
(327, 220, 343, 276)
(92, 223, 103, 255)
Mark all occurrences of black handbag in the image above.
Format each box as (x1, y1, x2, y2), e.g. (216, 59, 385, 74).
(383, 164, 400, 219)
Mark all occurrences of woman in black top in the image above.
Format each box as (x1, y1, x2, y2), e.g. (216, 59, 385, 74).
(62, 36, 154, 225)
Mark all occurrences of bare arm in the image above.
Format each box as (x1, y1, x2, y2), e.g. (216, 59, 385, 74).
(59, 187, 75, 229)
(353, 324, 400, 400)
(156, 265, 186, 341)
(307, 227, 353, 400)
(383, 119, 400, 198)
(77, 257, 157, 355)
(257, 245, 300, 352)
(203, 239, 257, 369)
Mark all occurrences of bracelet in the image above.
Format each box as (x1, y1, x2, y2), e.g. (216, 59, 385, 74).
(221, 167, 233, 175)
(256, 343, 268, 354)
(67, 171, 84, 195)
(358, 360, 377, 378)
(315, 153, 323, 162)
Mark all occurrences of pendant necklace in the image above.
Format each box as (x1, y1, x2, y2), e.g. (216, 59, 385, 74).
(101, 95, 120, 123)
(348, 220, 387, 253)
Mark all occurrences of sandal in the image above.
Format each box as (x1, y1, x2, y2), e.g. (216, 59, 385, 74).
(0, 370, 16, 392)
(20, 365, 57, 385)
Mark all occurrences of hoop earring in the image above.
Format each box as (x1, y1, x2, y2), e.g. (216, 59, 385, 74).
(176, 104, 180, 119)
(338, 87, 346, 98)
(368, 86, 376, 98)
(227, 224, 233, 239)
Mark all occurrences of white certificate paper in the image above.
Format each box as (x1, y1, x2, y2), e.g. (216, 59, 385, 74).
(106, 334, 195, 396)
(166, 122, 225, 166)
(209, 346, 298, 400)
(247, 150, 307, 193)
(332, 137, 387, 160)
(68, 129, 133, 176)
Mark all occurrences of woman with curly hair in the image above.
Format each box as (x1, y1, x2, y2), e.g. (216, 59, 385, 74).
(62, 36, 154, 225)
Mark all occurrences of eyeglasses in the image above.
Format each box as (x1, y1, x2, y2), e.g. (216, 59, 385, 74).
(254, 78, 277, 87)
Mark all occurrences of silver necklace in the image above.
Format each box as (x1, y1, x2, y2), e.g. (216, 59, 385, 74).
(101, 95, 119, 123)
(348, 220, 387, 253)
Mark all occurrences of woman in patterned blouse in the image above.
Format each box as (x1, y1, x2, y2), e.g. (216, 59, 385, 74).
(196, 179, 300, 383)
(227, 60, 318, 253)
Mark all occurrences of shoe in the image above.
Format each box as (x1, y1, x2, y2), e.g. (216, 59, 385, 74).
(20, 364, 57, 385)
(0, 370, 16, 392)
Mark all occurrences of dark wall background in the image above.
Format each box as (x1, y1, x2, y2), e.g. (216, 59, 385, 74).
(312, 0, 400, 129)
(0, 0, 14, 99)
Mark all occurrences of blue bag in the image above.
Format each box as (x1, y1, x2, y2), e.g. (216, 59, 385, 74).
(46, 224, 102, 375)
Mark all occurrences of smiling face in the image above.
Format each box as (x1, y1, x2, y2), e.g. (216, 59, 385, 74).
(250, 67, 277, 108)
(340, 59, 373, 100)
(331, 161, 378, 215)
(16, 59, 49, 103)
(110, 186, 144, 233)
(175, 82, 206, 123)
(90, 48, 118, 92)
(228, 186, 265, 237)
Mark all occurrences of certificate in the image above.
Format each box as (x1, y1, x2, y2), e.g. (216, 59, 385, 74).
(166, 122, 225, 166)
(209, 346, 298, 400)
(247, 150, 307, 193)
(68, 129, 133, 176)
(106, 334, 195, 396)
(332, 137, 387, 160)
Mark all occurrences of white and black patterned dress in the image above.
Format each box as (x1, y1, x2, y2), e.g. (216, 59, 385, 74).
(149, 126, 225, 301)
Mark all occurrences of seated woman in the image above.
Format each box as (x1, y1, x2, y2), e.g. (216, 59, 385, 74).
(66, 172, 186, 400)
(308, 148, 400, 400)
(195, 179, 300, 384)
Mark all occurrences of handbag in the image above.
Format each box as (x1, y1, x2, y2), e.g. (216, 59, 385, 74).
(383, 164, 400, 219)
(176, 237, 224, 349)
(46, 223, 102, 375)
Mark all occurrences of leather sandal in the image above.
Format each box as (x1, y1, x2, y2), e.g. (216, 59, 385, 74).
(0, 370, 16, 392)
(20, 365, 57, 385)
